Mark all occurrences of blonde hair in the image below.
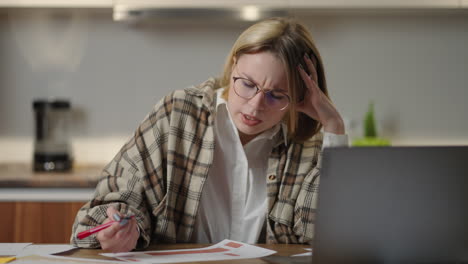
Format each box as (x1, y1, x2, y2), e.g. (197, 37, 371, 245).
(220, 17, 328, 142)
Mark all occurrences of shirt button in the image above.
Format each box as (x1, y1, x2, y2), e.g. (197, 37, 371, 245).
(268, 175, 276, 181)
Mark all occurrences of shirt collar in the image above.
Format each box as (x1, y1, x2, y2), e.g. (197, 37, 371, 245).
(215, 88, 288, 146)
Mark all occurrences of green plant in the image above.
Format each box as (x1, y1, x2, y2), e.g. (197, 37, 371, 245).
(352, 101, 391, 147)
(364, 102, 377, 137)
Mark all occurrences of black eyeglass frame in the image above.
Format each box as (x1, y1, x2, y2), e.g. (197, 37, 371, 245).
(231, 76, 291, 111)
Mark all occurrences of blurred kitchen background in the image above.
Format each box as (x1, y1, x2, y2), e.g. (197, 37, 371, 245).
(1, 0, 468, 165)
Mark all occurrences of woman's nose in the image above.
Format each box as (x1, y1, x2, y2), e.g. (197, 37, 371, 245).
(248, 91, 266, 110)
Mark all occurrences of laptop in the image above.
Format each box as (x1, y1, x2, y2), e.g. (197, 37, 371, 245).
(313, 146, 468, 264)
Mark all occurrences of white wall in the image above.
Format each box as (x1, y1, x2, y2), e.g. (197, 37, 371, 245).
(299, 11, 468, 145)
(1, 9, 467, 163)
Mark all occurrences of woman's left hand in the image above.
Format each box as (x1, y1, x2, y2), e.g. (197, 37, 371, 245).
(296, 53, 345, 135)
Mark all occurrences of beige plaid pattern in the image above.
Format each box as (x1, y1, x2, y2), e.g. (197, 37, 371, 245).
(71, 78, 323, 249)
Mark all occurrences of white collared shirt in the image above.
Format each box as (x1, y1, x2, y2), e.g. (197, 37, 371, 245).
(192, 88, 348, 243)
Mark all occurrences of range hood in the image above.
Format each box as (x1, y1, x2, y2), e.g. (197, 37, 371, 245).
(113, 0, 462, 22)
(113, 0, 290, 22)
(0, 0, 288, 22)
(0, 0, 460, 18)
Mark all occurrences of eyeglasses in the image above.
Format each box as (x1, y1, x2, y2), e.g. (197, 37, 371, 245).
(232, 76, 290, 110)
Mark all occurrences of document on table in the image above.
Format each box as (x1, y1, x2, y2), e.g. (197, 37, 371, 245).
(0, 243, 75, 257)
(16, 244, 76, 257)
(101, 239, 277, 263)
(0, 243, 31, 256)
(291, 248, 312, 257)
(13, 254, 126, 264)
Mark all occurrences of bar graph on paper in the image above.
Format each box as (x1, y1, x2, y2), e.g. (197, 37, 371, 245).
(101, 239, 277, 263)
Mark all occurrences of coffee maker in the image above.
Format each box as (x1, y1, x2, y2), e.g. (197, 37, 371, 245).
(33, 99, 73, 172)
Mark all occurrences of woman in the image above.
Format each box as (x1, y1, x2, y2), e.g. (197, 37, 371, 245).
(71, 17, 347, 252)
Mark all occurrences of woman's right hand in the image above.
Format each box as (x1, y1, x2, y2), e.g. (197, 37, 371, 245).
(296, 53, 345, 135)
(96, 206, 139, 253)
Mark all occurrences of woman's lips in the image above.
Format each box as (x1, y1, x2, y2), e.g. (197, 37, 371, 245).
(241, 113, 261, 126)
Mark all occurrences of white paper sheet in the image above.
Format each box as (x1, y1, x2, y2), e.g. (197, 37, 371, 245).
(14, 253, 126, 264)
(291, 248, 312, 257)
(16, 244, 76, 257)
(101, 239, 277, 263)
(0, 243, 31, 256)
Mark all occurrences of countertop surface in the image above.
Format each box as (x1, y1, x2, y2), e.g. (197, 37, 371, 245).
(0, 163, 103, 188)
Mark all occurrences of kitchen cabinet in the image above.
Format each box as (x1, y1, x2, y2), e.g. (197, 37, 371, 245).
(0, 201, 85, 243)
(0, 164, 99, 243)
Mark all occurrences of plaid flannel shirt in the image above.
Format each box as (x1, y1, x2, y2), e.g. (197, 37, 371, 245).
(71, 78, 323, 249)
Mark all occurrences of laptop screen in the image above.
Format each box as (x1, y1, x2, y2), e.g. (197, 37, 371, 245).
(313, 146, 468, 263)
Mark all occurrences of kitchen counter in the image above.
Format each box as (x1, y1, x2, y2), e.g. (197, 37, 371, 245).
(0, 163, 104, 201)
(0, 163, 103, 188)
(0, 188, 95, 201)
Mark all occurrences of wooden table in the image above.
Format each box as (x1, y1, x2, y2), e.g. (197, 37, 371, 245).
(56, 243, 310, 264)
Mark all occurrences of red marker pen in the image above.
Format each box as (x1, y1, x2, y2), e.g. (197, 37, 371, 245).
(77, 215, 135, 240)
